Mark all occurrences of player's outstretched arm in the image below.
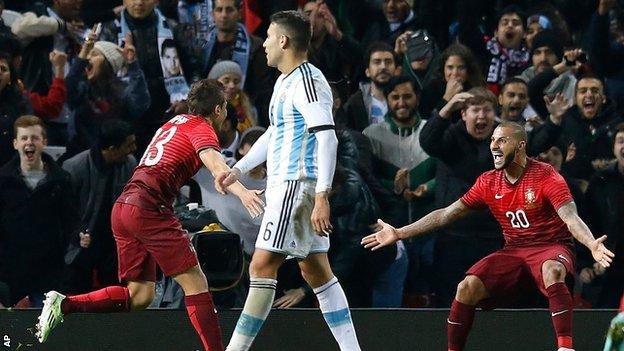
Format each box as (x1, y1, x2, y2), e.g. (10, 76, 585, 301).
(557, 201, 615, 268)
(361, 199, 472, 250)
(199, 148, 265, 218)
(215, 127, 271, 190)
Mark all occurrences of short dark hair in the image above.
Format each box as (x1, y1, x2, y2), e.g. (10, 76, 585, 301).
(160, 38, 176, 55)
(187, 79, 226, 117)
(498, 121, 527, 142)
(497, 5, 526, 29)
(236, 127, 266, 160)
(99, 119, 133, 149)
(270, 10, 311, 52)
(14, 115, 47, 139)
(501, 77, 528, 93)
(382, 75, 418, 98)
(574, 73, 604, 92)
(0, 34, 23, 59)
(365, 41, 395, 67)
(212, 0, 241, 9)
(614, 122, 624, 143)
(464, 87, 498, 109)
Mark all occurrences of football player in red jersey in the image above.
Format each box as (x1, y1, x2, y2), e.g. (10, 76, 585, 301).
(35, 79, 265, 351)
(362, 121, 614, 351)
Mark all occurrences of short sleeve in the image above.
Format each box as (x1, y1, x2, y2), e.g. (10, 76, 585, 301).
(292, 67, 334, 130)
(461, 174, 488, 209)
(542, 170, 573, 210)
(189, 122, 220, 154)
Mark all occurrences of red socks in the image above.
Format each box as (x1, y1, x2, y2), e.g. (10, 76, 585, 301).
(546, 282, 573, 349)
(185, 292, 224, 351)
(61, 286, 131, 314)
(447, 299, 475, 351)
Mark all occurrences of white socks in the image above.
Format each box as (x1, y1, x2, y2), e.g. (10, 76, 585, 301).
(226, 278, 277, 351)
(227, 276, 361, 351)
(314, 277, 361, 351)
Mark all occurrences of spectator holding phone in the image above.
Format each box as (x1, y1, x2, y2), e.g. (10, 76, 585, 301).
(394, 29, 439, 94)
(517, 30, 580, 120)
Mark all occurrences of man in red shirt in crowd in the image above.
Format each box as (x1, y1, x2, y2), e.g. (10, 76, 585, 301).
(362, 121, 615, 351)
(35, 79, 264, 351)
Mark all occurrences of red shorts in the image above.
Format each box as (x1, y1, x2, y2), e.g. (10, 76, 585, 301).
(111, 201, 198, 282)
(466, 243, 575, 306)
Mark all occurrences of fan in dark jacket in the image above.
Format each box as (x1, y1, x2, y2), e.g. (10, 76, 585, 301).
(531, 76, 623, 181)
(0, 115, 77, 307)
(577, 124, 624, 308)
(419, 87, 503, 306)
(62, 119, 137, 293)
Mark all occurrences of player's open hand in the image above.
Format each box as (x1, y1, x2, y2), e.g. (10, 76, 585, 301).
(240, 188, 265, 218)
(311, 192, 332, 236)
(273, 288, 306, 308)
(215, 168, 241, 194)
(589, 235, 615, 268)
(361, 219, 400, 251)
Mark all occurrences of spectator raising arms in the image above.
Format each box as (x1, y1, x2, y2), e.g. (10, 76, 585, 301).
(64, 26, 149, 159)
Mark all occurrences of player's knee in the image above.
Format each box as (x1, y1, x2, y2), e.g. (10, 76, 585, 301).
(129, 289, 155, 310)
(542, 261, 566, 285)
(249, 259, 278, 279)
(456, 276, 485, 304)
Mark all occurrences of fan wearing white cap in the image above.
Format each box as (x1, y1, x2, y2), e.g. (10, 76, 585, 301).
(63, 25, 150, 155)
(208, 60, 257, 133)
(78, 26, 135, 80)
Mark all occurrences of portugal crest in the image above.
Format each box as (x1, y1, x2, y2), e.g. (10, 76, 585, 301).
(525, 188, 537, 209)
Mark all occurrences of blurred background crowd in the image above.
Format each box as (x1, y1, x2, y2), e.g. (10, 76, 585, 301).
(0, 0, 622, 310)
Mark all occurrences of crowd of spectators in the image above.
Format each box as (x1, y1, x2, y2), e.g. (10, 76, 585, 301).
(0, 0, 622, 310)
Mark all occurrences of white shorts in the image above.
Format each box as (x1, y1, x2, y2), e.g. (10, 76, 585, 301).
(255, 180, 329, 258)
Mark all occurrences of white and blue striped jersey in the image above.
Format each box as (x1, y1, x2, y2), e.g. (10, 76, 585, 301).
(266, 62, 334, 186)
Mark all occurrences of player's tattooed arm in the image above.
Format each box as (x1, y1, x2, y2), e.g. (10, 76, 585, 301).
(398, 199, 473, 239)
(557, 200, 615, 268)
(556, 201, 594, 247)
(362, 199, 473, 250)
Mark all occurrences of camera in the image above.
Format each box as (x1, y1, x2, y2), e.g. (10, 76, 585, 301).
(406, 31, 433, 62)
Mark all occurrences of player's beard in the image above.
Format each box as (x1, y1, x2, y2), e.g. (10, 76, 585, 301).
(503, 147, 522, 170)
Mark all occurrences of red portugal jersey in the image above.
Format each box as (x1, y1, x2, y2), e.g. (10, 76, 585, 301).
(126, 114, 220, 206)
(461, 158, 573, 247)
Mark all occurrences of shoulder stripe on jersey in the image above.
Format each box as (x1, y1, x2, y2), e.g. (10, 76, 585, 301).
(299, 66, 312, 103)
(308, 124, 335, 133)
(298, 66, 312, 103)
(303, 63, 318, 101)
(299, 64, 318, 103)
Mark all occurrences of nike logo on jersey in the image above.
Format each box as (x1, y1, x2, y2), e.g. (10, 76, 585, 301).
(495, 194, 504, 199)
(447, 319, 463, 325)
(558, 254, 570, 264)
(551, 309, 568, 317)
